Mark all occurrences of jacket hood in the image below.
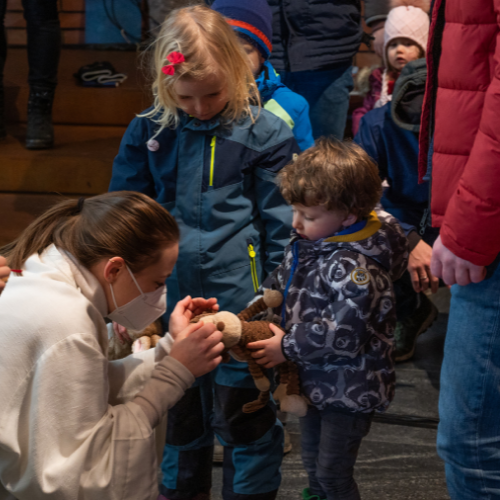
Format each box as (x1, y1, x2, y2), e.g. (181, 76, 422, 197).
(391, 58, 427, 132)
(290, 209, 409, 281)
(256, 61, 284, 102)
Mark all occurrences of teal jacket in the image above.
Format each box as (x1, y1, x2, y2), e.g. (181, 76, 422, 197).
(257, 61, 314, 151)
(109, 107, 299, 316)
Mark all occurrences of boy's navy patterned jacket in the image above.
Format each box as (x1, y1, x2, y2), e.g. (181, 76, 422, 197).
(264, 209, 409, 413)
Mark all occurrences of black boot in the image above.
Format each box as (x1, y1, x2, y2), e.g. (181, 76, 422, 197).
(26, 87, 55, 149)
(0, 81, 6, 140)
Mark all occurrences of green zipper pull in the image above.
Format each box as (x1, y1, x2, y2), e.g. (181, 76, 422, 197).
(247, 241, 259, 292)
(209, 136, 216, 187)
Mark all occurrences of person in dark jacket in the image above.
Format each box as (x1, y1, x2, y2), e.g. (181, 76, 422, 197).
(355, 58, 439, 362)
(248, 139, 409, 500)
(212, 0, 314, 151)
(267, 0, 390, 140)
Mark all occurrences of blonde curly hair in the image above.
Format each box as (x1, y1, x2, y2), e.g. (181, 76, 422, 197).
(141, 5, 259, 135)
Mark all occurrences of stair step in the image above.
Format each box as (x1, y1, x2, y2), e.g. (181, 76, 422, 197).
(0, 123, 126, 195)
(4, 48, 150, 126)
(0, 193, 78, 248)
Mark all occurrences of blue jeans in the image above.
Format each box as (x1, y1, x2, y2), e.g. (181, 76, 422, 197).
(300, 407, 372, 500)
(438, 256, 500, 499)
(280, 64, 353, 140)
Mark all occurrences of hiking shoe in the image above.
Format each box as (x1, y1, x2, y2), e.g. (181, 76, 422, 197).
(26, 88, 55, 150)
(394, 293, 438, 362)
(302, 487, 326, 500)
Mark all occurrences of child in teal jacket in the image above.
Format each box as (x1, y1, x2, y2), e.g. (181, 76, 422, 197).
(109, 6, 299, 500)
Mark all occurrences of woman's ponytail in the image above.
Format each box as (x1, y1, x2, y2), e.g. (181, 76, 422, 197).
(1, 192, 179, 271)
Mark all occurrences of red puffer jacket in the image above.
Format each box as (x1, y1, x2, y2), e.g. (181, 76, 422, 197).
(419, 0, 500, 266)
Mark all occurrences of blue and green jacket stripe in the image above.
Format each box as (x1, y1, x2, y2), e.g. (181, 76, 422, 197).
(109, 106, 300, 318)
(257, 61, 314, 151)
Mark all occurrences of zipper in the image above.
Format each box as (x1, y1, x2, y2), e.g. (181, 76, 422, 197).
(209, 136, 216, 187)
(247, 238, 260, 293)
(419, 207, 430, 236)
(281, 242, 299, 328)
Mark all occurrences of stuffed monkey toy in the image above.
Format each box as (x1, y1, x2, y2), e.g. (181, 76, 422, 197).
(108, 320, 162, 360)
(190, 289, 308, 417)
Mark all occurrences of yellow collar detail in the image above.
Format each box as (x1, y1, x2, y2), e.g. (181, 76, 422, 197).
(324, 211, 381, 243)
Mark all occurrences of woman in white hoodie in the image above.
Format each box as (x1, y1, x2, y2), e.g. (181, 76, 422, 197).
(0, 191, 224, 500)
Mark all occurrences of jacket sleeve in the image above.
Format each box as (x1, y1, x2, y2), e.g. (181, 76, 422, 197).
(440, 2, 500, 266)
(271, 92, 315, 151)
(109, 116, 156, 197)
(354, 113, 383, 173)
(363, 0, 390, 26)
(251, 120, 299, 276)
(282, 262, 384, 366)
(4, 333, 191, 500)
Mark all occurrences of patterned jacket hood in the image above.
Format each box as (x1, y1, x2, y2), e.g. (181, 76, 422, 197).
(264, 209, 409, 413)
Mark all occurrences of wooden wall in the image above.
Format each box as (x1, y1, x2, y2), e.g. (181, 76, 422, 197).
(5, 0, 86, 46)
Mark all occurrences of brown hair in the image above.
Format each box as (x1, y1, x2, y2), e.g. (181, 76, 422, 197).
(142, 5, 259, 135)
(1, 191, 180, 271)
(278, 138, 382, 219)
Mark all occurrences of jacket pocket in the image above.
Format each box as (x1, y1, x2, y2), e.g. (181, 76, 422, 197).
(247, 238, 260, 292)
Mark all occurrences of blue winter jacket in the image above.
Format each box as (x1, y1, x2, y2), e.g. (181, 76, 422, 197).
(354, 104, 428, 229)
(110, 108, 300, 316)
(264, 209, 409, 413)
(257, 61, 314, 151)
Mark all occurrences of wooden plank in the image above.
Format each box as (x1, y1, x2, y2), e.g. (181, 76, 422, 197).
(61, 0, 86, 11)
(0, 124, 125, 195)
(6, 0, 22, 10)
(6, 28, 86, 46)
(355, 52, 382, 68)
(0, 193, 79, 248)
(5, 12, 85, 29)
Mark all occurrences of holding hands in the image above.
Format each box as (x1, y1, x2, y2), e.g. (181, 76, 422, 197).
(247, 323, 286, 368)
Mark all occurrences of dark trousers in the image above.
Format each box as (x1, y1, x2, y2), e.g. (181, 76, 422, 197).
(0, 0, 60, 89)
(280, 63, 353, 140)
(300, 407, 372, 500)
(160, 360, 284, 500)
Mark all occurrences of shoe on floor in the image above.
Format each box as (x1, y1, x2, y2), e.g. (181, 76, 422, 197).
(394, 293, 438, 362)
(25, 88, 55, 150)
(302, 487, 326, 500)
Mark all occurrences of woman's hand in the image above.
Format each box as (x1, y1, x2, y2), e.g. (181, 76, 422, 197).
(169, 295, 219, 339)
(0, 256, 11, 294)
(169, 321, 224, 377)
(408, 240, 439, 294)
(247, 323, 286, 368)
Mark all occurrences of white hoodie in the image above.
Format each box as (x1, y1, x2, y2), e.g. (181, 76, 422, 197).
(0, 245, 194, 500)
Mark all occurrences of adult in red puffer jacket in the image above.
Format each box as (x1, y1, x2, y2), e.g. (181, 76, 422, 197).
(420, 1, 500, 498)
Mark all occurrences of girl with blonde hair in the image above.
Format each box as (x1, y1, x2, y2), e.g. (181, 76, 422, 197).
(0, 192, 224, 499)
(110, 5, 299, 500)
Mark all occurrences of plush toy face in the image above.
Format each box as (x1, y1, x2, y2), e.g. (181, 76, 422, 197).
(193, 311, 242, 348)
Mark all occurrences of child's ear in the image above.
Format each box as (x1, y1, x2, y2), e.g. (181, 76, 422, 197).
(342, 213, 358, 227)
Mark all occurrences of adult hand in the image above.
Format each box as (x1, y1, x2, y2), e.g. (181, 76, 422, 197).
(431, 235, 487, 286)
(371, 21, 386, 59)
(408, 240, 439, 293)
(169, 321, 224, 377)
(0, 256, 11, 293)
(169, 295, 219, 339)
(247, 323, 286, 368)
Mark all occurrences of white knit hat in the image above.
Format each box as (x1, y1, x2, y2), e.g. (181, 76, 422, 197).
(383, 1, 430, 65)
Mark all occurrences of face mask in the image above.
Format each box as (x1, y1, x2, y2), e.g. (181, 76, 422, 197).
(107, 265, 166, 331)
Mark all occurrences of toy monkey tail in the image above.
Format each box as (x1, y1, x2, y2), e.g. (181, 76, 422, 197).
(242, 390, 270, 413)
(238, 289, 283, 322)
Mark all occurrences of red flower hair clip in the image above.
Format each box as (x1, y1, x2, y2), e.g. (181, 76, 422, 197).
(162, 51, 185, 76)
